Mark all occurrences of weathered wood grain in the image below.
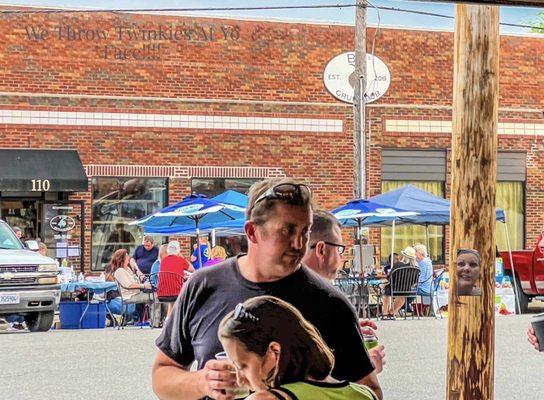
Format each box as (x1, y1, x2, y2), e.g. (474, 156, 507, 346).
(447, 4, 499, 400)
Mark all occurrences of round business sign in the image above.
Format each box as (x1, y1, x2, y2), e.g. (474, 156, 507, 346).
(323, 52, 391, 104)
(50, 215, 76, 232)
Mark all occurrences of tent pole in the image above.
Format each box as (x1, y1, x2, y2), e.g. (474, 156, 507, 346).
(211, 228, 216, 247)
(503, 219, 520, 314)
(390, 219, 396, 269)
(357, 218, 364, 274)
(196, 218, 202, 269)
(389, 219, 396, 316)
(425, 223, 430, 258)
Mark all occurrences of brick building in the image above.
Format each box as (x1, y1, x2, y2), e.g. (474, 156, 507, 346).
(0, 8, 542, 271)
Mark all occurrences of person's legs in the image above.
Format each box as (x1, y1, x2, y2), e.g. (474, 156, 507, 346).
(392, 297, 406, 316)
(5, 314, 25, 330)
(108, 298, 137, 322)
(381, 296, 391, 316)
(125, 292, 153, 323)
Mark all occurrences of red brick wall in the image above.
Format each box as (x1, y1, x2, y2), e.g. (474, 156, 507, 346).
(0, 10, 543, 270)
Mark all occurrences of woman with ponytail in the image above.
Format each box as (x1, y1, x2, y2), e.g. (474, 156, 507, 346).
(218, 295, 378, 400)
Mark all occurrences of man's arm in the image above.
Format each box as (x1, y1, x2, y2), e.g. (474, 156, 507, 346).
(152, 350, 237, 400)
(356, 372, 383, 400)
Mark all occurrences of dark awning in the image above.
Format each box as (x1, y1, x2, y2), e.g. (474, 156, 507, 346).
(0, 149, 88, 192)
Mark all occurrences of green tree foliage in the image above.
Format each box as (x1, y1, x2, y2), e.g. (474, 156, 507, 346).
(530, 11, 544, 33)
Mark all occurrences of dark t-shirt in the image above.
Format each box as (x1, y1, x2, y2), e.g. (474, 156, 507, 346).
(156, 256, 374, 383)
(133, 245, 159, 275)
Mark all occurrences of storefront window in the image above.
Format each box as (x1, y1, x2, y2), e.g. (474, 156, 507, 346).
(496, 181, 524, 251)
(91, 177, 167, 271)
(380, 181, 445, 264)
(191, 178, 259, 199)
(191, 178, 259, 257)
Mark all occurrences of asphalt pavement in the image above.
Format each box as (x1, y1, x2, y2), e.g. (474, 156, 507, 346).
(1, 307, 543, 400)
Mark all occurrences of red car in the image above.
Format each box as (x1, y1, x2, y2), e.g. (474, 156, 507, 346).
(500, 232, 544, 313)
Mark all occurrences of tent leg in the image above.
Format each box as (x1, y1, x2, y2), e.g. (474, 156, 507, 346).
(358, 219, 364, 275)
(425, 223, 430, 258)
(390, 220, 396, 271)
(196, 219, 202, 269)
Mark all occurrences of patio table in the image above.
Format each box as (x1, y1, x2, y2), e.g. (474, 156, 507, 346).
(60, 281, 118, 328)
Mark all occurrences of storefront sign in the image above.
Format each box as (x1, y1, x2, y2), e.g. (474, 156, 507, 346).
(23, 22, 241, 61)
(50, 215, 76, 233)
(323, 52, 391, 104)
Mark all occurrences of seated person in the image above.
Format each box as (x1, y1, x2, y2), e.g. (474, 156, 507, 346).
(111, 249, 153, 323)
(414, 244, 433, 296)
(382, 253, 400, 276)
(150, 243, 169, 287)
(203, 245, 228, 267)
(158, 240, 194, 315)
(105, 250, 136, 322)
(149, 243, 169, 328)
(218, 295, 378, 400)
(380, 246, 418, 319)
(190, 236, 210, 269)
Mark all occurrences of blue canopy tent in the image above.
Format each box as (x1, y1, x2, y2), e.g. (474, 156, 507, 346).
(143, 218, 246, 237)
(366, 185, 519, 313)
(332, 199, 417, 273)
(131, 194, 244, 268)
(368, 185, 505, 225)
(211, 190, 248, 213)
(142, 190, 248, 238)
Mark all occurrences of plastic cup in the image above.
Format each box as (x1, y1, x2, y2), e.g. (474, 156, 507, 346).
(530, 312, 544, 352)
(214, 352, 251, 398)
(363, 335, 379, 350)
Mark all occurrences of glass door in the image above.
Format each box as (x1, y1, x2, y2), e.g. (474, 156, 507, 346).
(41, 201, 85, 273)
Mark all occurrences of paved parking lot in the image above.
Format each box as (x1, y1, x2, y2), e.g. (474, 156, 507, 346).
(1, 308, 542, 400)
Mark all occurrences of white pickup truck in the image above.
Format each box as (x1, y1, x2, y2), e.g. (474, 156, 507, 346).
(0, 220, 60, 332)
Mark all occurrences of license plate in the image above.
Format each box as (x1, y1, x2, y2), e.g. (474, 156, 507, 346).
(0, 293, 20, 305)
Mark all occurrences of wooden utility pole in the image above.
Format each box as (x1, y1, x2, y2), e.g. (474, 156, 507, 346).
(353, 0, 366, 200)
(447, 4, 499, 400)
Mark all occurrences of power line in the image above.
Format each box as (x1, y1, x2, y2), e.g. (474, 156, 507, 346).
(0, 4, 358, 14)
(0, 2, 539, 31)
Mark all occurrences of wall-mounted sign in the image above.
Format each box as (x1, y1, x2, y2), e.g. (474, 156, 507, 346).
(50, 215, 76, 233)
(323, 52, 391, 104)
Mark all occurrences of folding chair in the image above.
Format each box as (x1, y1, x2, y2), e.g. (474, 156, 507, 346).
(389, 266, 421, 320)
(114, 277, 154, 330)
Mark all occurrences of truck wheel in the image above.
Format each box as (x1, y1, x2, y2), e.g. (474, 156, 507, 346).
(511, 275, 529, 314)
(25, 311, 54, 332)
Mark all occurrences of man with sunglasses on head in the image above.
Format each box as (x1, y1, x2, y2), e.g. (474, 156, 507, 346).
(152, 178, 382, 400)
(302, 209, 386, 374)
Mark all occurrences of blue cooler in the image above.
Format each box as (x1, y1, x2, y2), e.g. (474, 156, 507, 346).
(59, 301, 106, 329)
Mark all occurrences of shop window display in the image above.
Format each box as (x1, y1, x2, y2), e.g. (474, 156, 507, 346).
(91, 177, 167, 271)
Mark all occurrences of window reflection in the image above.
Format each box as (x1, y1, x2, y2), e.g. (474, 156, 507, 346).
(91, 177, 167, 271)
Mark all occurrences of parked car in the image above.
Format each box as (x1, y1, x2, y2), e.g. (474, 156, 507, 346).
(499, 232, 544, 314)
(0, 220, 60, 331)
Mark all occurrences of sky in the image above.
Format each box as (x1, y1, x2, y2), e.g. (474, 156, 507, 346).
(0, 0, 542, 34)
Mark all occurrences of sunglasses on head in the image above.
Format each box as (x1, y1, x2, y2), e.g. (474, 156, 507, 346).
(251, 183, 312, 212)
(233, 303, 259, 322)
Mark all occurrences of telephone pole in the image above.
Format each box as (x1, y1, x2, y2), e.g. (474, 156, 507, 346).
(354, 0, 366, 200)
(447, 4, 499, 399)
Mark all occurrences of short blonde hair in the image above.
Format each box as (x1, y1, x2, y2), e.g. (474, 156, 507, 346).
(38, 242, 47, 252)
(158, 244, 168, 261)
(210, 245, 227, 261)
